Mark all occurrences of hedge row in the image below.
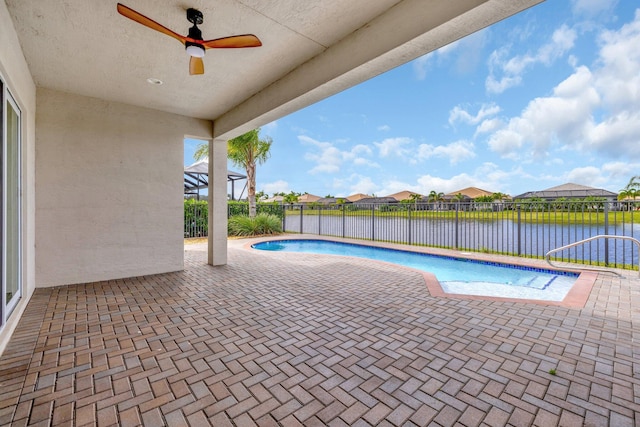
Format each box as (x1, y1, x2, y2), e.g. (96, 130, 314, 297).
(185, 200, 284, 237)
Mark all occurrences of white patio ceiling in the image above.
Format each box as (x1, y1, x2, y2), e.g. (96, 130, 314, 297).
(5, 0, 542, 139)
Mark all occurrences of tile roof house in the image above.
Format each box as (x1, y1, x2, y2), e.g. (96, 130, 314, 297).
(297, 193, 322, 203)
(346, 193, 372, 202)
(445, 187, 496, 199)
(385, 190, 423, 201)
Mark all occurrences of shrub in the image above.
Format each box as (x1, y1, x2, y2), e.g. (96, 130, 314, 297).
(228, 213, 282, 236)
(228, 201, 285, 219)
(184, 199, 208, 237)
(257, 203, 285, 218)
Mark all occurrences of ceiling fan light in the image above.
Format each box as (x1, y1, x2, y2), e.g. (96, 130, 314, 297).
(186, 44, 205, 58)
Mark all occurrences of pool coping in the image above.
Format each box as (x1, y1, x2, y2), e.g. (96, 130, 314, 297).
(243, 234, 601, 308)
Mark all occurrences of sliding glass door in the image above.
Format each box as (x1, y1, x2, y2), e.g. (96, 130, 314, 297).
(1, 79, 22, 326)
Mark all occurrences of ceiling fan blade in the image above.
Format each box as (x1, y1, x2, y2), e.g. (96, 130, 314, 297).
(202, 34, 262, 49)
(189, 56, 204, 75)
(117, 3, 186, 44)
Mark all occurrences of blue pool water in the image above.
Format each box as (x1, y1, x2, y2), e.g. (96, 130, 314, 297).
(252, 239, 579, 301)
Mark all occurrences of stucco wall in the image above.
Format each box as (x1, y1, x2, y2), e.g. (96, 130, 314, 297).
(0, 0, 37, 354)
(35, 88, 212, 287)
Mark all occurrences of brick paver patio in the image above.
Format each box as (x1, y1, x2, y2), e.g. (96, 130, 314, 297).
(1, 236, 639, 426)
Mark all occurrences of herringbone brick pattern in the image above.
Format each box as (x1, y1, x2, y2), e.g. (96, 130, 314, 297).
(1, 237, 639, 426)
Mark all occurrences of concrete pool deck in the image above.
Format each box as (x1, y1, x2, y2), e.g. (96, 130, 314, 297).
(0, 235, 639, 425)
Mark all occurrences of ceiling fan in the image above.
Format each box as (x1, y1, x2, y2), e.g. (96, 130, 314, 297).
(117, 3, 262, 75)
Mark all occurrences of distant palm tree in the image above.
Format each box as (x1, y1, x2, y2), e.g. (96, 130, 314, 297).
(619, 176, 640, 201)
(408, 193, 422, 209)
(625, 175, 640, 190)
(618, 188, 638, 201)
(194, 128, 272, 218)
(427, 190, 444, 202)
(491, 192, 508, 201)
(283, 192, 299, 209)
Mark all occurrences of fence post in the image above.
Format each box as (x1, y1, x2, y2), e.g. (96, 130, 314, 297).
(342, 205, 346, 238)
(408, 205, 412, 245)
(517, 207, 522, 256)
(371, 205, 375, 241)
(319, 207, 322, 235)
(281, 204, 286, 232)
(300, 204, 304, 234)
(604, 201, 610, 266)
(454, 204, 459, 249)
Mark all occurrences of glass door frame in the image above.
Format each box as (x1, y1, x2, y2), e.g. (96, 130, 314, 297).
(1, 79, 22, 325)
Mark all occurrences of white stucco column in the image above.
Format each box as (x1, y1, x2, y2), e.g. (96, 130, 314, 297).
(208, 137, 228, 265)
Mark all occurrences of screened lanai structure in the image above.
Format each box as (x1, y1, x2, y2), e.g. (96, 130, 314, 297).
(184, 159, 246, 201)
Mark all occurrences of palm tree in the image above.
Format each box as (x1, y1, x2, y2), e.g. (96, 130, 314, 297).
(193, 143, 208, 163)
(619, 176, 640, 201)
(408, 193, 422, 209)
(283, 191, 299, 209)
(491, 192, 508, 201)
(427, 190, 444, 202)
(625, 175, 640, 190)
(194, 128, 272, 218)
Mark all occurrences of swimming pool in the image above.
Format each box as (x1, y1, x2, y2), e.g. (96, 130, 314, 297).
(251, 239, 580, 302)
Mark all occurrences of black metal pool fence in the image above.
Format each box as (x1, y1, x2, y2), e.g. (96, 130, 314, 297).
(188, 200, 640, 270)
(279, 200, 640, 270)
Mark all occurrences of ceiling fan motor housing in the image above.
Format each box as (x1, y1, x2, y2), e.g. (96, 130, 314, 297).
(186, 8, 203, 25)
(185, 8, 204, 56)
(186, 7, 204, 54)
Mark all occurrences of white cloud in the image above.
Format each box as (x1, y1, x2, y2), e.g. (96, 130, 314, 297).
(414, 163, 533, 196)
(378, 180, 423, 197)
(299, 135, 376, 175)
(601, 161, 640, 181)
(565, 166, 606, 186)
(475, 118, 504, 136)
(261, 180, 289, 195)
(488, 66, 600, 159)
(571, 0, 618, 17)
(348, 176, 379, 196)
(449, 103, 501, 126)
(261, 121, 278, 134)
(536, 161, 639, 192)
(330, 174, 380, 197)
(486, 25, 577, 94)
(359, 162, 528, 197)
(412, 29, 488, 79)
(377, 125, 391, 132)
(374, 137, 413, 158)
(595, 15, 640, 112)
(486, 11, 640, 161)
(417, 140, 476, 165)
(557, 162, 637, 192)
(486, 128, 526, 160)
(413, 52, 434, 80)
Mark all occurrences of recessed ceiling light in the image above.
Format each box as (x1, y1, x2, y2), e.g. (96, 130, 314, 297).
(147, 78, 163, 85)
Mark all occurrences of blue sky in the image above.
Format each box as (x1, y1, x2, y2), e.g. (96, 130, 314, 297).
(185, 0, 640, 199)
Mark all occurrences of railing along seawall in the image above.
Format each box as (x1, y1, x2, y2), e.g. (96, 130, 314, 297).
(281, 200, 640, 270)
(184, 199, 640, 270)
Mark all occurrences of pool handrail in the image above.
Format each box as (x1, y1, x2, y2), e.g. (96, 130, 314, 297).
(545, 235, 640, 277)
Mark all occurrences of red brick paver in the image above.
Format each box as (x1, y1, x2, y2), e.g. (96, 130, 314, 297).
(0, 236, 638, 426)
